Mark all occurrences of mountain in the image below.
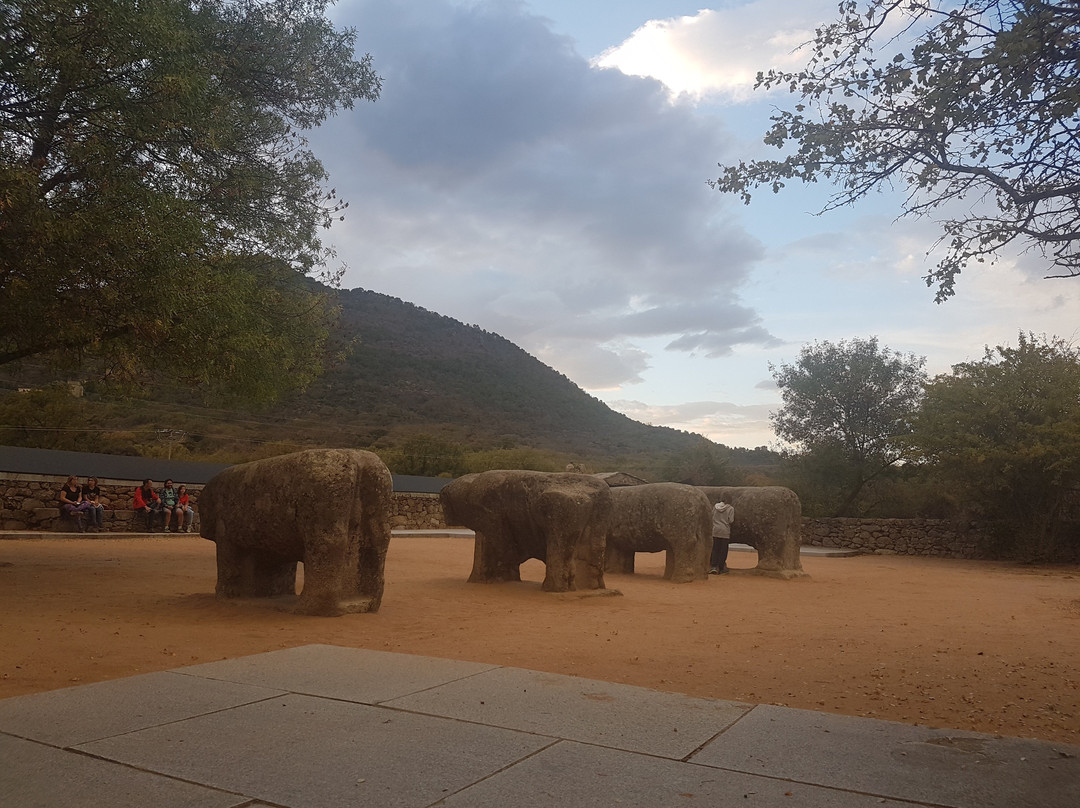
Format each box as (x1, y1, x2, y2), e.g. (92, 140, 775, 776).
(0, 285, 779, 478)
(278, 287, 717, 465)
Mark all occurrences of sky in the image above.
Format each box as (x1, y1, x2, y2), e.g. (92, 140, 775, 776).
(309, 0, 1080, 449)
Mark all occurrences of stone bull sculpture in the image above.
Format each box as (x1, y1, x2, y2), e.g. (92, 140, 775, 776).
(440, 470, 612, 592)
(604, 483, 712, 583)
(199, 449, 393, 616)
(698, 486, 807, 579)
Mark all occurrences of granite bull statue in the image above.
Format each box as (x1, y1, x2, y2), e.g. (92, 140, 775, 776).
(199, 448, 393, 615)
(440, 470, 612, 592)
(698, 485, 807, 579)
(604, 483, 712, 583)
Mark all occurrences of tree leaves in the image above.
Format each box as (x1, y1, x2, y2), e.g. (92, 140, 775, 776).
(913, 331, 1080, 558)
(770, 336, 928, 515)
(0, 0, 380, 402)
(712, 0, 1080, 298)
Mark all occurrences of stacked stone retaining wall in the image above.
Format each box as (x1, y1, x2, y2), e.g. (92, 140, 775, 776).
(0, 472, 445, 533)
(802, 517, 985, 558)
(2, 470, 990, 554)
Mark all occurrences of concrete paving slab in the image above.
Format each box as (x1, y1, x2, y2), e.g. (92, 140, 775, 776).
(439, 739, 923, 808)
(691, 703, 1080, 808)
(0, 670, 282, 747)
(0, 733, 246, 808)
(76, 692, 553, 808)
(174, 644, 498, 703)
(4, 646, 1075, 808)
(391, 529, 475, 538)
(728, 542, 860, 557)
(383, 665, 752, 759)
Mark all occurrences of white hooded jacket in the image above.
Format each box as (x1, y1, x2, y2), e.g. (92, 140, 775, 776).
(712, 501, 735, 538)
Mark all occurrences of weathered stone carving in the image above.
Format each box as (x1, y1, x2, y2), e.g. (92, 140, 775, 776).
(699, 486, 808, 579)
(199, 449, 393, 615)
(440, 470, 612, 592)
(604, 483, 712, 582)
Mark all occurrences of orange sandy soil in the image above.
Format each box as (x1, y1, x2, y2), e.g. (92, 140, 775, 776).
(1, 535, 1078, 746)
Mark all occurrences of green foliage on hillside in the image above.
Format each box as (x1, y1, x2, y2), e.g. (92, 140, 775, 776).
(0, 287, 772, 480)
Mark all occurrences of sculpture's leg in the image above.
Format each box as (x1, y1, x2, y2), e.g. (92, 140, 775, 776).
(297, 526, 349, 616)
(251, 553, 298, 597)
(604, 543, 635, 574)
(663, 547, 680, 581)
(353, 542, 387, 612)
(468, 529, 523, 583)
(216, 543, 296, 598)
(754, 532, 807, 578)
(665, 536, 711, 583)
(214, 541, 248, 597)
(572, 523, 606, 590)
(353, 504, 390, 613)
(541, 531, 575, 592)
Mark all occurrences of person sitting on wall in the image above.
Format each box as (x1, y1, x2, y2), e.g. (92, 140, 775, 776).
(81, 476, 106, 533)
(159, 478, 184, 533)
(176, 484, 196, 533)
(58, 475, 93, 532)
(133, 479, 161, 532)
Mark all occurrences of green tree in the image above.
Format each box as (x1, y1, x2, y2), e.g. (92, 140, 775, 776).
(771, 337, 927, 515)
(380, 434, 467, 478)
(0, 386, 90, 450)
(0, 0, 380, 400)
(913, 332, 1080, 559)
(659, 436, 732, 486)
(463, 447, 565, 474)
(712, 0, 1080, 300)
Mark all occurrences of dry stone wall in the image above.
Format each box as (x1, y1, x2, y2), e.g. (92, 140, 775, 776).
(389, 493, 445, 530)
(802, 517, 984, 558)
(0, 473, 205, 532)
(0, 472, 445, 533)
(2, 471, 987, 554)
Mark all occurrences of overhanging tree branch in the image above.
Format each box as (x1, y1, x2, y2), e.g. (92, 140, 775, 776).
(713, 0, 1080, 297)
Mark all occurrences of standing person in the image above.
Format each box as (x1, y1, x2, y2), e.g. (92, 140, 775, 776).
(159, 479, 183, 532)
(710, 500, 735, 575)
(58, 475, 93, 532)
(81, 476, 105, 532)
(176, 484, 196, 533)
(133, 479, 161, 532)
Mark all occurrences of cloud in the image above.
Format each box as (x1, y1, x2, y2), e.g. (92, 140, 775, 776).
(313, 0, 780, 390)
(593, 3, 825, 102)
(593, 1, 925, 104)
(609, 398, 777, 447)
(534, 339, 652, 390)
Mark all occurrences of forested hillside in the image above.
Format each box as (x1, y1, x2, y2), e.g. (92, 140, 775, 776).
(0, 286, 778, 480)
(301, 289, 692, 452)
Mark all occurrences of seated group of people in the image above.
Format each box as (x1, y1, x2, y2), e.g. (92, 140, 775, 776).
(58, 476, 196, 533)
(57, 475, 107, 532)
(132, 479, 196, 533)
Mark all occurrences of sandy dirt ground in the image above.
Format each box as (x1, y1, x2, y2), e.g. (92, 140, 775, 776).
(1, 535, 1078, 746)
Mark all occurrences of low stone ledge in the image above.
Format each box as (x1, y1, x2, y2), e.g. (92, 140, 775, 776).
(802, 516, 986, 558)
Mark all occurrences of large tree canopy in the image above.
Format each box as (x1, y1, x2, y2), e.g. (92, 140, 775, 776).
(771, 337, 927, 515)
(0, 0, 380, 400)
(914, 332, 1080, 557)
(712, 0, 1080, 300)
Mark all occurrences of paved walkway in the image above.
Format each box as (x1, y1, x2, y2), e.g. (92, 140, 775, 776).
(2, 644, 1076, 807)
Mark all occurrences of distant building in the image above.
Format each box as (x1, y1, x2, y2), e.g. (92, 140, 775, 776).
(593, 472, 649, 487)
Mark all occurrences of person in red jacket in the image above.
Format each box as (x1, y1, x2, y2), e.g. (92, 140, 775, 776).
(176, 484, 196, 532)
(133, 479, 161, 532)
